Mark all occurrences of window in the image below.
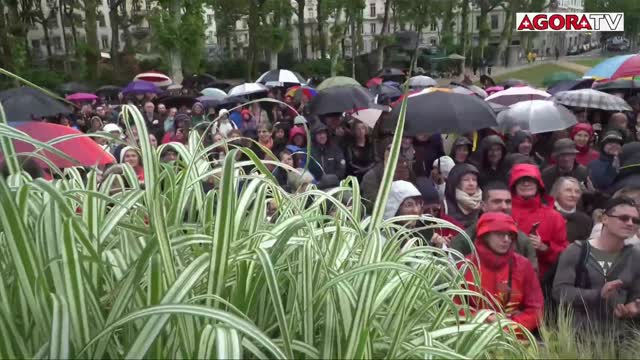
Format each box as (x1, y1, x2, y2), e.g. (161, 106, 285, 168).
(370, 22, 376, 34)
(430, 22, 437, 31)
(371, 39, 376, 50)
(491, 14, 499, 29)
(31, 39, 41, 51)
(207, 15, 213, 25)
(243, 33, 248, 42)
(146, 0, 152, 10)
(52, 36, 62, 51)
(242, 20, 248, 29)
(430, 38, 437, 45)
(207, 31, 213, 42)
(400, 22, 405, 31)
(101, 35, 109, 49)
(47, 16, 59, 29)
(475, 16, 481, 30)
(369, 3, 376, 17)
(98, 12, 106, 27)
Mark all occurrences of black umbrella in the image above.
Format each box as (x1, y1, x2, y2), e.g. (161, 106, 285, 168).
(593, 79, 640, 94)
(182, 74, 217, 89)
(500, 78, 529, 89)
(0, 87, 72, 121)
(547, 79, 594, 95)
(308, 86, 373, 115)
(203, 81, 233, 93)
(154, 95, 197, 109)
(95, 85, 121, 99)
(218, 96, 249, 110)
(376, 68, 406, 80)
(58, 82, 91, 94)
(369, 84, 402, 103)
(383, 91, 497, 135)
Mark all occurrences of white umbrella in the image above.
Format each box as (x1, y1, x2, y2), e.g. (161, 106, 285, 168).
(256, 69, 306, 85)
(497, 100, 577, 134)
(228, 83, 268, 97)
(407, 75, 437, 89)
(200, 87, 227, 99)
(485, 86, 551, 106)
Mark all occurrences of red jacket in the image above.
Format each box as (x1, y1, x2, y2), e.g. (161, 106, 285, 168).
(571, 123, 599, 166)
(509, 164, 568, 278)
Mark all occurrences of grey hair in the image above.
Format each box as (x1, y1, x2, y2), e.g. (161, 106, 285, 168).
(550, 176, 582, 198)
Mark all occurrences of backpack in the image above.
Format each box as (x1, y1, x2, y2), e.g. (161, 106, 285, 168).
(542, 240, 591, 302)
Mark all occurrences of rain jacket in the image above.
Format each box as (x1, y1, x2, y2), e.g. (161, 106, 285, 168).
(458, 212, 544, 332)
(383, 180, 422, 220)
(449, 136, 473, 164)
(473, 135, 508, 187)
(413, 134, 445, 177)
(288, 126, 307, 146)
(571, 123, 599, 166)
(309, 123, 346, 181)
(608, 142, 640, 195)
(507, 131, 545, 167)
(444, 163, 482, 228)
(510, 164, 569, 279)
(588, 152, 618, 192)
(552, 241, 640, 331)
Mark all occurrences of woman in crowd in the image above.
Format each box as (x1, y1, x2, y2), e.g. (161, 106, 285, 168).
(162, 113, 190, 145)
(444, 163, 483, 228)
(571, 123, 599, 166)
(450, 136, 473, 164)
(345, 120, 375, 182)
(550, 177, 593, 243)
(120, 146, 144, 182)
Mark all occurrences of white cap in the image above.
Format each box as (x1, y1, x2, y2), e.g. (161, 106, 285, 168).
(103, 123, 122, 134)
(432, 156, 456, 178)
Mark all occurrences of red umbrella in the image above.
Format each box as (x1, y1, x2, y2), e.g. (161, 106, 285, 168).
(65, 92, 98, 102)
(10, 122, 115, 169)
(366, 77, 383, 89)
(134, 71, 173, 87)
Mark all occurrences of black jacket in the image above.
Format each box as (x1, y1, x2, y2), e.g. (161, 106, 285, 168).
(444, 163, 481, 228)
(541, 163, 589, 191)
(472, 135, 509, 187)
(309, 123, 346, 181)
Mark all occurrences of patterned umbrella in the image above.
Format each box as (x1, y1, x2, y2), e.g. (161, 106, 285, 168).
(485, 86, 551, 106)
(316, 76, 361, 91)
(552, 89, 632, 111)
(593, 79, 640, 95)
(584, 54, 640, 80)
(285, 85, 317, 101)
(485, 86, 504, 95)
(134, 71, 172, 87)
(256, 69, 305, 85)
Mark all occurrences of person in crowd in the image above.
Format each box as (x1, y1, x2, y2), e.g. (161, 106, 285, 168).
(309, 122, 346, 183)
(112, 125, 139, 161)
(444, 163, 483, 228)
(289, 125, 307, 148)
(510, 163, 568, 280)
(211, 109, 238, 138)
(119, 146, 144, 181)
(542, 139, 589, 191)
(383, 180, 425, 248)
(191, 102, 205, 124)
(252, 123, 274, 161)
(251, 102, 270, 126)
(362, 144, 413, 210)
(415, 176, 462, 247)
(450, 136, 473, 164)
(149, 134, 158, 149)
(142, 101, 156, 125)
(473, 135, 508, 187)
(273, 149, 294, 190)
(240, 108, 257, 131)
(588, 129, 624, 191)
(272, 122, 288, 154)
(608, 112, 635, 143)
(413, 133, 445, 177)
(553, 197, 640, 332)
(160, 145, 179, 163)
(345, 120, 375, 182)
(571, 123, 599, 166)
(401, 136, 416, 163)
(287, 169, 315, 194)
(156, 103, 168, 121)
(162, 113, 190, 145)
(450, 181, 538, 270)
(431, 156, 455, 201)
(0, 155, 45, 180)
(550, 177, 593, 243)
(458, 212, 544, 332)
(88, 116, 103, 133)
(590, 187, 640, 246)
(164, 107, 177, 133)
(608, 142, 640, 194)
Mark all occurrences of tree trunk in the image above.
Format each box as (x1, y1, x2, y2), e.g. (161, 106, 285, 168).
(350, 14, 356, 78)
(269, 50, 278, 69)
(329, 8, 343, 76)
(317, 0, 326, 58)
(84, 0, 100, 80)
(42, 21, 53, 67)
(496, 6, 513, 67)
(247, 0, 260, 80)
(296, 0, 306, 60)
(167, 0, 184, 84)
(459, 0, 469, 52)
(375, 0, 392, 71)
(411, 25, 422, 72)
(0, 0, 13, 71)
(478, 0, 490, 60)
(109, 4, 120, 70)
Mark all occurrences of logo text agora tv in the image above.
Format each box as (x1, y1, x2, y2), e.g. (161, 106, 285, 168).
(516, 13, 624, 31)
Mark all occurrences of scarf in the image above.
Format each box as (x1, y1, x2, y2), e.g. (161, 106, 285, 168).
(456, 189, 483, 215)
(554, 201, 576, 215)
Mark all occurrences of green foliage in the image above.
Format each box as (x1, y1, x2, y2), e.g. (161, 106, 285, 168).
(291, 58, 333, 78)
(0, 70, 535, 359)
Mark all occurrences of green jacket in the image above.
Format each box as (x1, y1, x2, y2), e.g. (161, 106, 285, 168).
(450, 221, 538, 272)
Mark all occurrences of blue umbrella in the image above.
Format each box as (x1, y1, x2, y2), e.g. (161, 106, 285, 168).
(121, 80, 160, 95)
(547, 79, 594, 95)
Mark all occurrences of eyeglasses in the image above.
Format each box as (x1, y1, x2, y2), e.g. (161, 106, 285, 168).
(607, 214, 640, 225)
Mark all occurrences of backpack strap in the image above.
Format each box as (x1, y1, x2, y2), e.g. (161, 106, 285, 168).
(574, 240, 591, 288)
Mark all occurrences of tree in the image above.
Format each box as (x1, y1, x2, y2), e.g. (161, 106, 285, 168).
(84, 0, 100, 80)
(210, 0, 246, 58)
(395, 0, 434, 70)
(317, 0, 327, 58)
(475, 0, 503, 60)
(293, 0, 307, 60)
(28, 0, 59, 66)
(375, 0, 394, 71)
(259, 0, 293, 69)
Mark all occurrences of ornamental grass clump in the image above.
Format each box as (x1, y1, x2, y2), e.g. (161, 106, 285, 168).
(0, 81, 534, 358)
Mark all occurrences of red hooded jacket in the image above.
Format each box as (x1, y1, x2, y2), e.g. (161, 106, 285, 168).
(509, 164, 568, 279)
(458, 212, 543, 332)
(570, 123, 599, 166)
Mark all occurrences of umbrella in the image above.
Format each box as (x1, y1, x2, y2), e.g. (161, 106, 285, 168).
(500, 79, 529, 89)
(200, 87, 228, 100)
(0, 87, 71, 121)
(203, 81, 233, 92)
(167, 84, 183, 91)
(543, 71, 580, 87)
(547, 79, 595, 95)
(58, 82, 91, 94)
(593, 79, 640, 94)
(347, 105, 390, 128)
(95, 85, 121, 99)
(197, 96, 221, 109)
(448, 53, 465, 60)
(218, 96, 249, 109)
(65, 92, 98, 102)
(256, 69, 306, 85)
(134, 71, 172, 87)
(485, 86, 504, 95)
(376, 68, 406, 80)
(228, 83, 268, 97)
(407, 75, 437, 89)
(316, 76, 361, 91)
(384, 91, 497, 135)
(154, 95, 197, 109)
(182, 73, 216, 89)
(497, 100, 577, 134)
(584, 54, 640, 80)
(487, 102, 509, 113)
(308, 86, 373, 115)
(285, 85, 317, 101)
(366, 77, 383, 88)
(450, 82, 488, 98)
(485, 86, 551, 106)
(122, 80, 160, 95)
(369, 84, 402, 103)
(552, 89, 632, 111)
(390, 87, 452, 107)
(10, 122, 115, 168)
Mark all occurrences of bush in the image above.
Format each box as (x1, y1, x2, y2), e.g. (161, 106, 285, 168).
(291, 58, 333, 79)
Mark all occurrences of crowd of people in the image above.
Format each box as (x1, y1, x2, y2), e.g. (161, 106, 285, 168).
(5, 74, 640, 341)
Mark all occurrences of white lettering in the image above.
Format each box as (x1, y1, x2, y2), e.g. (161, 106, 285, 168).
(603, 13, 623, 31)
(588, 14, 604, 31)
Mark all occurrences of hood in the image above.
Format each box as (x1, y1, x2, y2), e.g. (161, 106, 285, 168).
(476, 212, 518, 239)
(415, 176, 440, 204)
(508, 163, 544, 192)
(473, 212, 518, 267)
(450, 136, 473, 158)
(192, 102, 204, 114)
(618, 141, 640, 169)
(433, 156, 456, 178)
(103, 123, 122, 134)
(384, 180, 422, 220)
(507, 131, 532, 154)
(476, 135, 506, 168)
(444, 163, 480, 202)
(119, 145, 136, 163)
(311, 122, 329, 135)
(289, 126, 307, 143)
(570, 123, 594, 152)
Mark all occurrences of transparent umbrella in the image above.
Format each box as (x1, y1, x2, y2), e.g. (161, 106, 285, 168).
(497, 100, 577, 134)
